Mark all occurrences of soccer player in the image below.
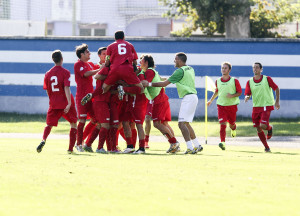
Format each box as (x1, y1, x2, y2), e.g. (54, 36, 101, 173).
(102, 30, 143, 94)
(37, 50, 77, 154)
(244, 62, 280, 152)
(74, 44, 100, 152)
(142, 52, 202, 154)
(140, 54, 180, 154)
(207, 62, 242, 150)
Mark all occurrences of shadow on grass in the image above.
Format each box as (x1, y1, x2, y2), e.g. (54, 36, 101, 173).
(232, 150, 300, 156)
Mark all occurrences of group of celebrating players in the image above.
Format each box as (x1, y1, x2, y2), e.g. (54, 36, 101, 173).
(36, 30, 280, 155)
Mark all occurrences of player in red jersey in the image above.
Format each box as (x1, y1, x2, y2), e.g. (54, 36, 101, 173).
(102, 30, 143, 94)
(140, 54, 180, 153)
(74, 44, 100, 152)
(245, 62, 280, 152)
(207, 62, 242, 150)
(37, 50, 77, 154)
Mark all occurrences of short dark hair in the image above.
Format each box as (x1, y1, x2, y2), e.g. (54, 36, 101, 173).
(176, 52, 187, 63)
(222, 61, 232, 70)
(254, 62, 263, 69)
(141, 54, 155, 68)
(75, 43, 88, 59)
(115, 30, 125, 40)
(52, 50, 63, 63)
(97, 47, 107, 55)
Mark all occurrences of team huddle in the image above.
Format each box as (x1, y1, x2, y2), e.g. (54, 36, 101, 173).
(36, 30, 280, 155)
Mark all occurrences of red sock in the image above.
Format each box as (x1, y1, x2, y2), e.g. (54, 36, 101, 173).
(116, 130, 120, 147)
(86, 127, 100, 147)
(42, 126, 52, 140)
(258, 131, 269, 149)
(220, 124, 226, 142)
(139, 139, 145, 148)
(110, 127, 118, 151)
(145, 135, 149, 142)
(68, 128, 77, 151)
(267, 125, 272, 131)
(125, 137, 132, 147)
(131, 128, 137, 148)
(119, 128, 126, 140)
(77, 122, 85, 145)
(97, 127, 109, 150)
(168, 137, 177, 144)
(83, 121, 96, 141)
(105, 128, 112, 151)
(231, 124, 236, 130)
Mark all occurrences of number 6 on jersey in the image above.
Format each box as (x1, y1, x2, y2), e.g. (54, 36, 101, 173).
(118, 43, 127, 55)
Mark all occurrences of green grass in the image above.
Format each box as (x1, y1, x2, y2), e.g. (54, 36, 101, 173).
(0, 112, 300, 136)
(0, 138, 300, 216)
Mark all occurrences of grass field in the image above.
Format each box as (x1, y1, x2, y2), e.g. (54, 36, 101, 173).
(1, 138, 300, 216)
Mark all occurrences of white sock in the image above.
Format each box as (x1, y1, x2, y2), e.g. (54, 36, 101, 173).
(186, 140, 194, 150)
(192, 138, 201, 148)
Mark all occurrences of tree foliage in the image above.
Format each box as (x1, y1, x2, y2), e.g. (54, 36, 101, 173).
(161, 0, 300, 38)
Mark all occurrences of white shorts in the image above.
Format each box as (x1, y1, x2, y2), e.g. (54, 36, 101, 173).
(178, 94, 198, 122)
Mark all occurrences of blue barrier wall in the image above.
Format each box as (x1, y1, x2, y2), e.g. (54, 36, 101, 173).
(0, 36, 299, 117)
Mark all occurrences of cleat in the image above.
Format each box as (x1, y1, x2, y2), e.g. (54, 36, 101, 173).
(267, 125, 273, 140)
(219, 142, 226, 150)
(110, 149, 122, 153)
(117, 85, 125, 101)
(96, 148, 107, 153)
(184, 148, 194, 154)
(231, 129, 236, 138)
(116, 146, 122, 151)
(175, 146, 181, 152)
(67, 150, 76, 154)
(37, 140, 46, 153)
(265, 148, 271, 153)
(166, 142, 180, 153)
(75, 145, 84, 152)
(81, 93, 92, 106)
(133, 149, 145, 154)
(192, 145, 203, 154)
(83, 144, 93, 152)
(145, 141, 150, 149)
(123, 148, 135, 154)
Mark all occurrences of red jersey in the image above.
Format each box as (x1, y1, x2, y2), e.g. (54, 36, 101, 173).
(245, 75, 278, 113)
(74, 60, 95, 100)
(215, 76, 242, 94)
(94, 67, 111, 102)
(144, 68, 169, 104)
(106, 39, 138, 69)
(43, 65, 72, 109)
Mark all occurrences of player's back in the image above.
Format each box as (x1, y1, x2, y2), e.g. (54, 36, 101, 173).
(107, 39, 137, 68)
(44, 66, 70, 109)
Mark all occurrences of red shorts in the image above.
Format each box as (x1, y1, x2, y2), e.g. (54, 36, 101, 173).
(104, 62, 140, 86)
(217, 105, 237, 125)
(118, 99, 132, 122)
(76, 99, 96, 121)
(252, 110, 271, 127)
(46, 104, 77, 127)
(152, 100, 171, 122)
(93, 101, 110, 123)
(145, 100, 153, 117)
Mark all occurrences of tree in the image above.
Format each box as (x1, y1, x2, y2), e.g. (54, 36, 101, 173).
(161, 0, 300, 38)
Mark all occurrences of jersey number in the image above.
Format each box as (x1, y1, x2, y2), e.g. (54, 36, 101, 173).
(51, 76, 59, 92)
(118, 43, 127, 55)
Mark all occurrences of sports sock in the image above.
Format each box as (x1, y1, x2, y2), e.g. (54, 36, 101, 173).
(83, 121, 96, 141)
(267, 125, 272, 131)
(231, 123, 237, 130)
(186, 140, 194, 150)
(125, 136, 132, 147)
(42, 126, 52, 141)
(68, 128, 77, 151)
(258, 131, 270, 149)
(131, 128, 137, 148)
(191, 138, 201, 148)
(97, 127, 109, 150)
(119, 128, 126, 140)
(110, 127, 118, 151)
(168, 137, 177, 144)
(116, 130, 120, 148)
(145, 135, 149, 143)
(105, 128, 112, 151)
(86, 127, 100, 147)
(77, 122, 85, 146)
(139, 139, 145, 149)
(220, 124, 227, 142)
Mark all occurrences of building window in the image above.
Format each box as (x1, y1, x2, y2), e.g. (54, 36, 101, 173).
(0, 0, 10, 19)
(79, 29, 92, 36)
(94, 28, 106, 36)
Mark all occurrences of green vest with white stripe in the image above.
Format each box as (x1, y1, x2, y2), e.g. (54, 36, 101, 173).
(175, 66, 197, 98)
(216, 77, 240, 106)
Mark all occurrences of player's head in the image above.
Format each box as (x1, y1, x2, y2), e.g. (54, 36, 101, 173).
(221, 62, 232, 75)
(140, 54, 155, 69)
(75, 43, 90, 60)
(98, 47, 107, 63)
(52, 50, 63, 64)
(174, 52, 187, 67)
(253, 62, 263, 75)
(115, 30, 125, 40)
